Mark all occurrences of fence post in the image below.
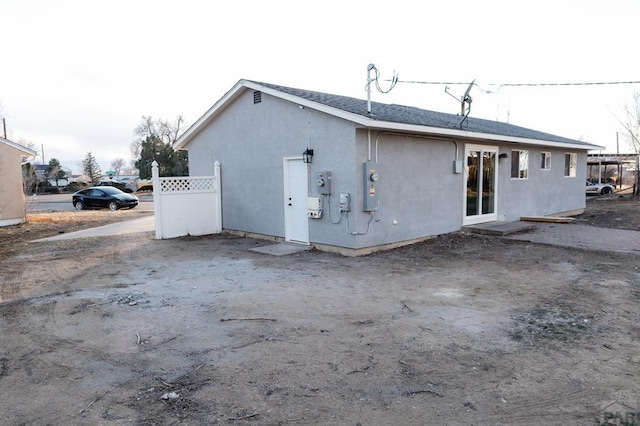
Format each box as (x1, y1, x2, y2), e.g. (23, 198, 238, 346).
(152, 161, 163, 239)
(214, 161, 222, 232)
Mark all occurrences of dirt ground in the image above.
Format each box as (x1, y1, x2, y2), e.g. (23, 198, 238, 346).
(1, 197, 639, 425)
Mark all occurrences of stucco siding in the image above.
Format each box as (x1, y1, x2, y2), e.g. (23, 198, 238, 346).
(0, 145, 27, 226)
(351, 132, 462, 248)
(183, 86, 592, 252)
(497, 146, 586, 220)
(187, 89, 358, 240)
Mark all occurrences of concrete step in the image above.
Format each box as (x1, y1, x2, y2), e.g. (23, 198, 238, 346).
(462, 221, 537, 236)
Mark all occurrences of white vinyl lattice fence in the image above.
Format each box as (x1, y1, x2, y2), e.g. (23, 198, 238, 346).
(159, 176, 218, 193)
(152, 161, 222, 239)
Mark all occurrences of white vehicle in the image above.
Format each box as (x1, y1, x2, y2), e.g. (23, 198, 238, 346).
(136, 179, 153, 192)
(585, 181, 614, 195)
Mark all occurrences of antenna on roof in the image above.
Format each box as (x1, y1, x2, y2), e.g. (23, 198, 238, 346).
(444, 79, 475, 127)
(366, 63, 398, 114)
(366, 64, 375, 114)
(461, 80, 474, 116)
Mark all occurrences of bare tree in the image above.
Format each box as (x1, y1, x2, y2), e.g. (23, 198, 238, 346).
(620, 91, 640, 153)
(16, 137, 39, 163)
(22, 163, 38, 195)
(130, 115, 185, 159)
(123, 160, 138, 176)
(110, 158, 125, 175)
(619, 91, 640, 196)
(0, 100, 6, 139)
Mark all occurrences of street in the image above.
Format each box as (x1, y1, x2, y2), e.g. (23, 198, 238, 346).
(26, 192, 154, 212)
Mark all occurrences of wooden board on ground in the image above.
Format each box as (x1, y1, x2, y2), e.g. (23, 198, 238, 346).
(520, 216, 574, 223)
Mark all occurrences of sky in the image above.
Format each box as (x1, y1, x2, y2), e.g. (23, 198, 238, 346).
(2, 0, 639, 175)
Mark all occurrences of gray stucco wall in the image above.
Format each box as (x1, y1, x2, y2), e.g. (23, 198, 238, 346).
(341, 132, 463, 248)
(496, 145, 586, 221)
(185, 88, 589, 251)
(186, 89, 358, 240)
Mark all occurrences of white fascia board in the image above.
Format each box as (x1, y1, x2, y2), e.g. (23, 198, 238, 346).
(174, 80, 248, 150)
(175, 79, 355, 150)
(248, 84, 603, 151)
(362, 121, 605, 151)
(175, 79, 604, 152)
(0, 137, 37, 156)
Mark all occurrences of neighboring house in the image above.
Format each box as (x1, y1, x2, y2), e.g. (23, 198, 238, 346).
(70, 174, 92, 185)
(0, 137, 37, 227)
(32, 164, 72, 187)
(174, 80, 603, 255)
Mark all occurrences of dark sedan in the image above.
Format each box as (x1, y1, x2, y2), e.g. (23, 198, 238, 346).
(72, 186, 139, 211)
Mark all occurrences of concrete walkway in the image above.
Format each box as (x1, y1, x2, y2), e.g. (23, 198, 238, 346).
(33, 215, 155, 242)
(504, 222, 640, 254)
(33, 216, 640, 255)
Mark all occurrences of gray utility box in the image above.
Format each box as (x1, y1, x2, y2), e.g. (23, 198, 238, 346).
(363, 161, 379, 211)
(316, 171, 331, 195)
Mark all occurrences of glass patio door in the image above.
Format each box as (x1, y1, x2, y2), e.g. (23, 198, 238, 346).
(464, 145, 498, 225)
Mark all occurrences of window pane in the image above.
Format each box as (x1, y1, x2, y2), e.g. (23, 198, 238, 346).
(482, 152, 495, 214)
(519, 151, 528, 178)
(466, 151, 480, 216)
(511, 151, 519, 178)
(512, 150, 528, 179)
(541, 152, 551, 169)
(569, 153, 576, 177)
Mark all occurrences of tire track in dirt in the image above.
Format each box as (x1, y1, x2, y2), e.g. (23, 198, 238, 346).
(0, 270, 23, 302)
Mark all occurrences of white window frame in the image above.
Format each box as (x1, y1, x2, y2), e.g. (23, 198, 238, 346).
(564, 153, 577, 177)
(511, 150, 529, 179)
(541, 152, 551, 170)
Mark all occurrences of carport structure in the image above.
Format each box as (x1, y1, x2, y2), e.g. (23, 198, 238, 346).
(587, 153, 639, 190)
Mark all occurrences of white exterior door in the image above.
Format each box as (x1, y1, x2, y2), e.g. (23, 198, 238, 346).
(284, 158, 309, 244)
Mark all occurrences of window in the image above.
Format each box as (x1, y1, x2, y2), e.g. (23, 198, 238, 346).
(511, 150, 529, 179)
(564, 153, 577, 177)
(541, 152, 551, 170)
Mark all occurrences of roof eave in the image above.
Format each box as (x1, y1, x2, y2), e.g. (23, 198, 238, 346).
(174, 80, 249, 150)
(0, 137, 38, 156)
(175, 80, 604, 152)
(244, 82, 603, 150)
(360, 121, 605, 150)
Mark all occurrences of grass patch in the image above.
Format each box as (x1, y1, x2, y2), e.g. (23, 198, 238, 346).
(510, 304, 596, 343)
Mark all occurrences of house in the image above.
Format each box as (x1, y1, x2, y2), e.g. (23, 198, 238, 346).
(174, 80, 603, 255)
(0, 137, 37, 227)
(32, 164, 73, 188)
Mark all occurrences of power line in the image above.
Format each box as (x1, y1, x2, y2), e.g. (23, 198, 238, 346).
(496, 80, 640, 87)
(397, 79, 640, 89)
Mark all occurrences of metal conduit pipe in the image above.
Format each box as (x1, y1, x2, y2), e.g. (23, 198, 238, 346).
(371, 131, 461, 164)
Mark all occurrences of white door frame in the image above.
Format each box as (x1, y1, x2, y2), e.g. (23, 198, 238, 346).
(283, 157, 309, 244)
(463, 144, 499, 225)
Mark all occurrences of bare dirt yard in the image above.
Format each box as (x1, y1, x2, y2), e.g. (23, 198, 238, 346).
(1, 197, 639, 425)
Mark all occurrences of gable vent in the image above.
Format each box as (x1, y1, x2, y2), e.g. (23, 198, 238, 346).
(253, 91, 262, 104)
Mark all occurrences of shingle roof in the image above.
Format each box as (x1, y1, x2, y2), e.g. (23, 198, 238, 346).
(249, 81, 597, 148)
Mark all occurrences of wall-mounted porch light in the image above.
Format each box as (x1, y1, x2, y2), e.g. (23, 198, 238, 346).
(499, 153, 508, 159)
(303, 148, 314, 164)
